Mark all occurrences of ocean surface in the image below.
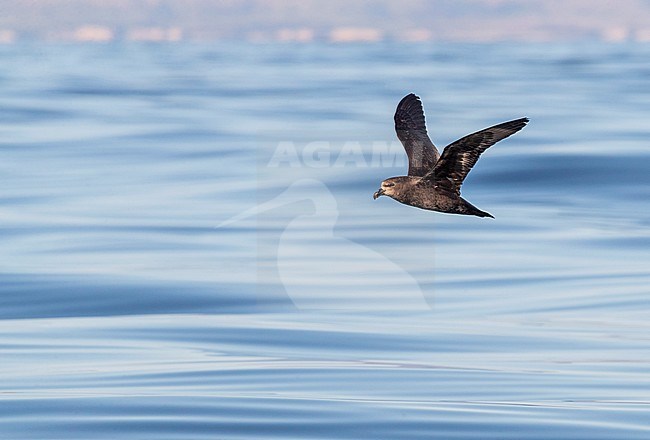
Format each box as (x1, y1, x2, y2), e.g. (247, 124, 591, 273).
(1, 42, 650, 438)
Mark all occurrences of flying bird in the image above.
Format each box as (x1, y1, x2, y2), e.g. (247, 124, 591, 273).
(373, 93, 528, 218)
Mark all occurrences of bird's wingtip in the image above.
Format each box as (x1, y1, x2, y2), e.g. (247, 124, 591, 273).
(398, 92, 420, 105)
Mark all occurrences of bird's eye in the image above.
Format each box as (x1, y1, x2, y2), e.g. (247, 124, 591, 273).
(385, 183, 395, 187)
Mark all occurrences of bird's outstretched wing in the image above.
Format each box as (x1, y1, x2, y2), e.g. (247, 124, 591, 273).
(425, 118, 529, 193)
(394, 93, 440, 177)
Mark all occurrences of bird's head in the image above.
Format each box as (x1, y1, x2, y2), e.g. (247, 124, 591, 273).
(373, 177, 402, 200)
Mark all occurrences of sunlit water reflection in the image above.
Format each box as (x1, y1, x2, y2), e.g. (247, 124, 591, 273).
(1, 42, 650, 438)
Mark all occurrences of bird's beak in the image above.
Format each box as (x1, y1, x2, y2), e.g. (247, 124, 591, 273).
(373, 188, 385, 200)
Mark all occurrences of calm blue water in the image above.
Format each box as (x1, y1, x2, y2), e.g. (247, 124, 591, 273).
(1, 42, 650, 438)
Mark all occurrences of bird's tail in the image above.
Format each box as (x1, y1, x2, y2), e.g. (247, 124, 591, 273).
(461, 199, 494, 218)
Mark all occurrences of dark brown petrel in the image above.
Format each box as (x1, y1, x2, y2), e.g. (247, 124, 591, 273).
(373, 93, 528, 218)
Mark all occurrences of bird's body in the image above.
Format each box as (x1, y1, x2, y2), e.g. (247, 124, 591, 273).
(378, 176, 494, 217)
(373, 94, 528, 218)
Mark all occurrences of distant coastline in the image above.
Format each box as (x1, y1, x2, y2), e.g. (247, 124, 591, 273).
(1, 0, 650, 44)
